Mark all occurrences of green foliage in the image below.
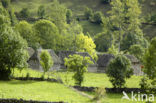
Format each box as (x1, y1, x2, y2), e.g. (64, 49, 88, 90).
(93, 87, 106, 101)
(64, 54, 93, 86)
(0, 15, 28, 80)
(147, 14, 156, 23)
(129, 44, 145, 62)
(1, 0, 10, 8)
(57, 21, 82, 51)
(139, 76, 151, 91)
(33, 19, 59, 50)
(150, 14, 156, 23)
(8, 8, 18, 26)
(15, 21, 39, 49)
(26, 72, 30, 79)
(106, 55, 133, 88)
(84, 7, 93, 20)
(108, 0, 143, 52)
(40, 50, 53, 74)
(107, 44, 118, 56)
(91, 11, 103, 24)
(19, 8, 30, 18)
(121, 33, 148, 51)
(101, 0, 111, 4)
(140, 76, 156, 94)
(37, 5, 46, 19)
(66, 9, 73, 24)
(0, 5, 9, 17)
(94, 32, 112, 52)
(143, 37, 156, 79)
(47, 0, 67, 34)
(76, 34, 98, 61)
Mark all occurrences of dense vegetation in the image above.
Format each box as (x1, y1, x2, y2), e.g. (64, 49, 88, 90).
(0, 0, 156, 102)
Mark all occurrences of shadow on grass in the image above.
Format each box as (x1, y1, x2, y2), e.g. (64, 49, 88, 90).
(2, 80, 37, 85)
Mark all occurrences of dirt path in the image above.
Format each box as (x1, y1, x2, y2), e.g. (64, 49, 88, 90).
(65, 85, 101, 103)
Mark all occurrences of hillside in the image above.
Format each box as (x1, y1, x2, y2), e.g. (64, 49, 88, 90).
(11, 0, 156, 37)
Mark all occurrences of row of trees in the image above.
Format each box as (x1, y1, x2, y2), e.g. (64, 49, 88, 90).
(95, 0, 148, 59)
(0, 0, 97, 80)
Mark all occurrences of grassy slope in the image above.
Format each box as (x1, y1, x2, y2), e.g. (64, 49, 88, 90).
(0, 81, 90, 103)
(11, 0, 156, 37)
(14, 68, 142, 88)
(53, 72, 142, 88)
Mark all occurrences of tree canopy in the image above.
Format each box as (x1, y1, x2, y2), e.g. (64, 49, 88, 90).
(33, 19, 59, 50)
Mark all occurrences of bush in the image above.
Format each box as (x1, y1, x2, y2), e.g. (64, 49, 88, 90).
(93, 87, 106, 101)
(76, 34, 98, 61)
(26, 73, 30, 79)
(84, 7, 93, 20)
(64, 54, 93, 86)
(66, 9, 73, 24)
(37, 5, 46, 19)
(33, 20, 59, 50)
(0, 15, 28, 80)
(107, 44, 119, 56)
(129, 44, 145, 62)
(121, 33, 148, 51)
(15, 21, 39, 49)
(101, 0, 111, 4)
(91, 11, 103, 24)
(94, 32, 112, 52)
(106, 55, 133, 88)
(140, 76, 156, 94)
(143, 37, 156, 79)
(40, 50, 53, 75)
(1, 0, 10, 8)
(8, 9, 18, 26)
(150, 14, 156, 23)
(19, 8, 30, 18)
(139, 76, 150, 91)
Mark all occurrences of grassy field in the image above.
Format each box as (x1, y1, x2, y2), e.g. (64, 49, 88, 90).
(0, 68, 155, 103)
(0, 81, 90, 103)
(13, 68, 142, 88)
(53, 71, 142, 88)
(11, 0, 156, 16)
(79, 21, 103, 36)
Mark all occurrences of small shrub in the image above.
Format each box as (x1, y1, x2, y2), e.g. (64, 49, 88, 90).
(66, 9, 73, 24)
(129, 44, 145, 62)
(19, 8, 30, 18)
(64, 54, 93, 86)
(140, 76, 156, 94)
(64, 72, 70, 85)
(56, 76, 63, 84)
(84, 7, 93, 20)
(143, 37, 156, 80)
(40, 50, 53, 75)
(91, 11, 103, 24)
(107, 44, 118, 56)
(93, 87, 106, 101)
(106, 55, 133, 88)
(1, 0, 10, 8)
(40, 74, 44, 80)
(140, 76, 150, 91)
(37, 5, 46, 19)
(101, 0, 111, 4)
(26, 73, 30, 79)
